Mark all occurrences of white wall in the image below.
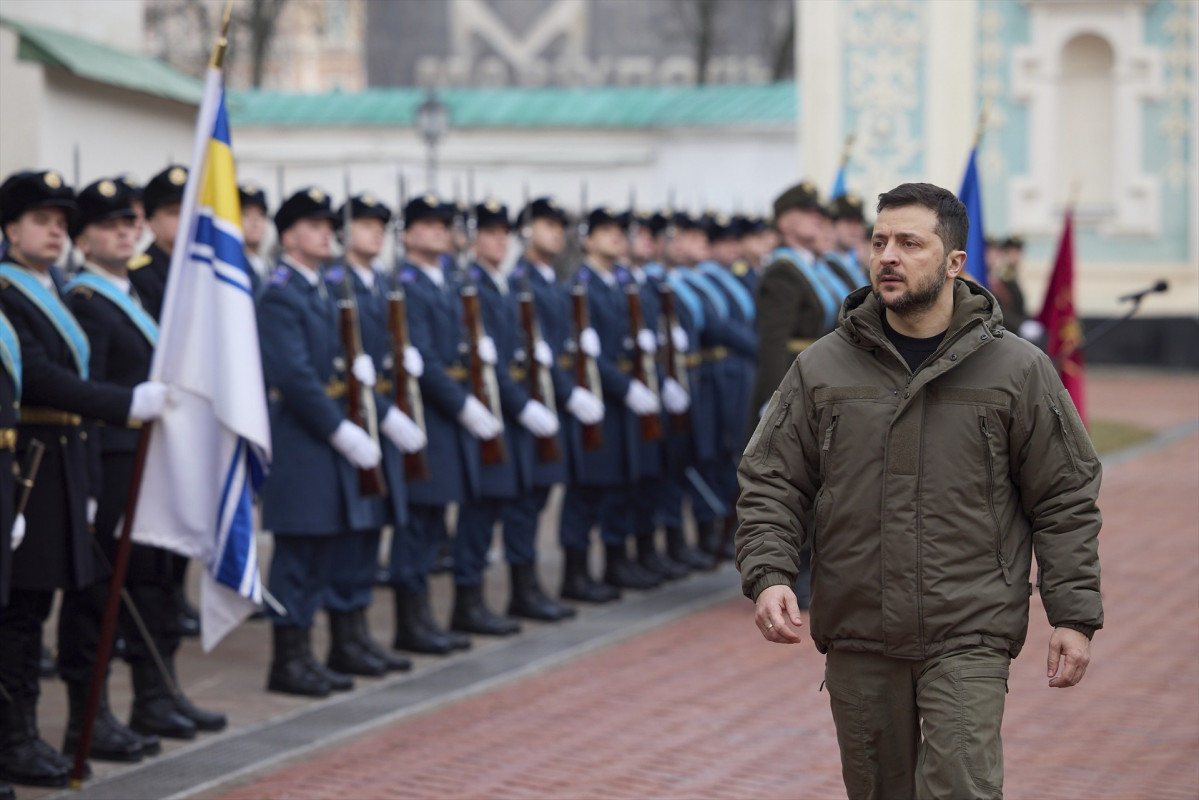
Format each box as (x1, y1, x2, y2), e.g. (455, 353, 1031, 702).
(0, 24, 46, 177)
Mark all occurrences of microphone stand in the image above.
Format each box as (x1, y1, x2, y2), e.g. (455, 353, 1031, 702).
(1053, 284, 1165, 368)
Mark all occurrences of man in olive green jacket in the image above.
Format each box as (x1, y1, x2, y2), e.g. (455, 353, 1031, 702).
(736, 183, 1102, 800)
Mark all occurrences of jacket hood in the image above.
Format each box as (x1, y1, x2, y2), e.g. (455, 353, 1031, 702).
(837, 277, 1003, 349)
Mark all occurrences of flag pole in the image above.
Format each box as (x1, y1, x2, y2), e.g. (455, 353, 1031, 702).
(69, 4, 233, 786)
(839, 132, 855, 169)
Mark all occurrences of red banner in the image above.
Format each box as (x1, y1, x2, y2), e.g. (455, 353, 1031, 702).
(1037, 210, 1086, 425)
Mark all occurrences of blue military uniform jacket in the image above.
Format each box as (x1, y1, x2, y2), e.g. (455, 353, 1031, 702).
(0, 260, 133, 590)
(325, 263, 408, 528)
(399, 260, 480, 506)
(697, 261, 758, 450)
(572, 262, 634, 487)
(128, 241, 171, 322)
(257, 260, 384, 535)
(511, 258, 576, 487)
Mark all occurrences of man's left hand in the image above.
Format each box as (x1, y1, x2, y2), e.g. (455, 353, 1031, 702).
(1047, 626, 1091, 688)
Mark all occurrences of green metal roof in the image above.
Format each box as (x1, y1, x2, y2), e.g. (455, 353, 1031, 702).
(227, 83, 797, 129)
(0, 16, 203, 106)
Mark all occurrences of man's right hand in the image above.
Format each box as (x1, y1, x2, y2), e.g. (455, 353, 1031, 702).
(755, 584, 804, 644)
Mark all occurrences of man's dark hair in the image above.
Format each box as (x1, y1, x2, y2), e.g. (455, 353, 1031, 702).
(876, 183, 969, 254)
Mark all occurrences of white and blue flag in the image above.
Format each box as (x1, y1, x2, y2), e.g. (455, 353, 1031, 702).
(132, 66, 271, 652)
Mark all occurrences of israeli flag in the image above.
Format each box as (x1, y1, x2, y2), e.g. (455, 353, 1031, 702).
(132, 67, 271, 652)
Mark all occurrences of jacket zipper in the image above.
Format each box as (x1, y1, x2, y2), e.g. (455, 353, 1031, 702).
(820, 415, 838, 481)
(1049, 402, 1078, 474)
(765, 400, 791, 454)
(979, 415, 1011, 585)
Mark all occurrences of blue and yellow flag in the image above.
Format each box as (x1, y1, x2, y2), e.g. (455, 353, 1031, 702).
(132, 70, 271, 652)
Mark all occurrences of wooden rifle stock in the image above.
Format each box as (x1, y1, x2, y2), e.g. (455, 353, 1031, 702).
(570, 285, 604, 451)
(518, 291, 562, 463)
(338, 293, 388, 497)
(657, 283, 691, 433)
(460, 286, 507, 465)
(387, 288, 432, 481)
(625, 284, 663, 442)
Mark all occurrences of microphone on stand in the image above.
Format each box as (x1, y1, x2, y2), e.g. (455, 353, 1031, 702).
(1118, 280, 1168, 304)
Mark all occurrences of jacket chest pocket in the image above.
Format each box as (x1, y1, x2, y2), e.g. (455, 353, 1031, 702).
(819, 414, 839, 482)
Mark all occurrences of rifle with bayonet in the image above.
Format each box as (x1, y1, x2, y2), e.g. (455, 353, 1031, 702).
(460, 285, 507, 465)
(657, 282, 691, 433)
(625, 284, 663, 442)
(518, 290, 562, 463)
(570, 286, 604, 451)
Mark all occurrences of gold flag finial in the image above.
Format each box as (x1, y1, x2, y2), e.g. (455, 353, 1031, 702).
(210, 0, 234, 69)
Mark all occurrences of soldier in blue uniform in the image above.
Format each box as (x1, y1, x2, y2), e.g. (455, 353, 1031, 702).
(239, 182, 270, 296)
(559, 207, 664, 600)
(258, 187, 385, 697)
(391, 194, 501, 654)
(452, 199, 564, 634)
(322, 192, 421, 676)
(503, 197, 598, 617)
(127, 164, 200, 640)
(0, 308, 17, 800)
(823, 192, 870, 290)
(0, 170, 168, 788)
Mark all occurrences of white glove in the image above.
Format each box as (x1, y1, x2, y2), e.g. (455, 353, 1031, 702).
(352, 354, 377, 387)
(457, 395, 503, 440)
(533, 340, 553, 368)
(403, 345, 425, 378)
(671, 324, 689, 353)
(661, 377, 690, 414)
(10, 513, 24, 551)
(87, 498, 98, 526)
(129, 381, 168, 422)
(1018, 319, 1046, 341)
(381, 406, 427, 454)
(636, 328, 658, 354)
(624, 379, 661, 416)
(579, 327, 601, 358)
(328, 420, 382, 469)
(477, 336, 498, 366)
(565, 386, 605, 425)
(518, 400, 560, 437)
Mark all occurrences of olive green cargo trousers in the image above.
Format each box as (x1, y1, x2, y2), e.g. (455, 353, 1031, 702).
(824, 646, 1011, 800)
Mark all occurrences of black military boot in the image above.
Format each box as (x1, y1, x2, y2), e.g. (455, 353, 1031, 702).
(129, 662, 197, 740)
(666, 526, 716, 571)
(560, 548, 620, 603)
(418, 593, 471, 650)
(326, 610, 387, 677)
(507, 563, 576, 621)
(351, 608, 411, 672)
(0, 698, 72, 788)
(174, 588, 200, 639)
(636, 534, 689, 581)
(603, 544, 661, 590)
(392, 591, 454, 655)
(266, 626, 331, 698)
(62, 684, 143, 762)
(451, 584, 521, 636)
(165, 657, 227, 732)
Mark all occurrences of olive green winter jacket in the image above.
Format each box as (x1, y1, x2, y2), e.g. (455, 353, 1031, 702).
(736, 279, 1103, 660)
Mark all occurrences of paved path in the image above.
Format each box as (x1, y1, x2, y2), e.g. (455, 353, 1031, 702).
(203, 371, 1199, 800)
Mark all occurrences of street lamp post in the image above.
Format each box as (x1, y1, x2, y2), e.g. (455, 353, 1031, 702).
(416, 88, 449, 193)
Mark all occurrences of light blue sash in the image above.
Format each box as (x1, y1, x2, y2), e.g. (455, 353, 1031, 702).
(698, 261, 755, 322)
(650, 265, 705, 333)
(0, 311, 21, 398)
(679, 269, 729, 319)
(772, 247, 845, 332)
(825, 249, 869, 289)
(65, 272, 159, 347)
(0, 263, 90, 378)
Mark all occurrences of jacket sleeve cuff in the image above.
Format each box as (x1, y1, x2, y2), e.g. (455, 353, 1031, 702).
(749, 572, 794, 601)
(1056, 623, 1097, 640)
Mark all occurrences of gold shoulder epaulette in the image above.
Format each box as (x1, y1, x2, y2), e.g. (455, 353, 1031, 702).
(128, 253, 152, 270)
(68, 285, 94, 299)
(732, 260, 749, 277)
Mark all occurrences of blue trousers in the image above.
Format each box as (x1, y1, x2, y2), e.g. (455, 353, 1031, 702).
(326, 528, 381, 612)
(389, 504, 443, 594)
(269, 533, 337, 628)
(499, 487, 548, 567)
(561, 485, 626, 550)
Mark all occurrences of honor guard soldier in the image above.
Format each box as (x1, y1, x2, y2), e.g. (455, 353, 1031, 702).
(127, 164, 199, 639)
(825, 193, 870, 290)
(453, 199, 563, 634)
(391, 194, 499, 654)
(0, 310, 18, 800)
(323, 192, 420, 676)
(504, 197, 599, 619)
(63, 178, 201, 762)
(238, 182, 270, 296)
(559, 207, 662, 600)
(618, 209, 689, 582)
(0, 170, 167, 788)
(258, 187, 382, 697)
(732, 213, 769, 295)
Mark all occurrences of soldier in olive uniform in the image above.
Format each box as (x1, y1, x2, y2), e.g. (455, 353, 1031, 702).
(0, 170, 167, 788)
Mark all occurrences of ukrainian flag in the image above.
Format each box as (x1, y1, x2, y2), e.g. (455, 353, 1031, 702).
(132, 69, 271, 652)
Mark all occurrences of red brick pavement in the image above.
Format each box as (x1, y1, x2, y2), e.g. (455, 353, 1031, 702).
(216, 378, 1199, 800)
